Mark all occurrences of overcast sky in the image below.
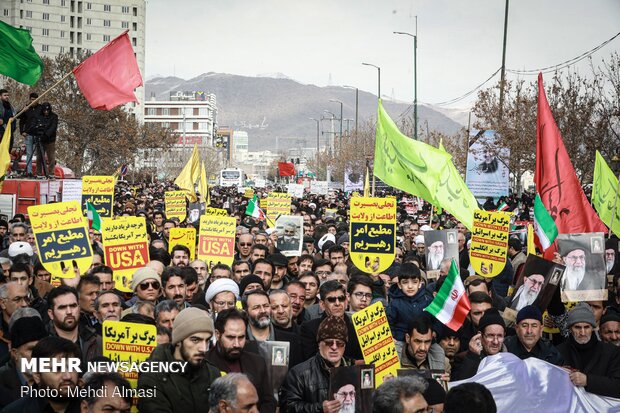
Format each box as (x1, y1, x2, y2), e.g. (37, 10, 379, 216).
(145, 0, 619, 108)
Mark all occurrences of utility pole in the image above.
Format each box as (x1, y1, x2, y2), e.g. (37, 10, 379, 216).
(498, 0, 509, 122)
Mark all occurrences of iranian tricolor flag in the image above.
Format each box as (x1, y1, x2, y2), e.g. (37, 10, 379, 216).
(86, 201, 102, 231)
(533, 193, 558, 251)
(496, 201, 510, 211)
(245, 195, 266, 220)
(425, 260, 470, 330)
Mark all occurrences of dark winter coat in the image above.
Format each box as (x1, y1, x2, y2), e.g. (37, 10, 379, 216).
(386, 283, 433, 342)
(34, 103, 58, 143)
(504, 335, 564, 365)
(0, 359, 22, 408)
(137, 343, 222, 413)
(299, 313, 363, 361)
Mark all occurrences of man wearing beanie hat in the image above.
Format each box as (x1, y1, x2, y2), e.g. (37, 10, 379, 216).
(505, 305, 563, 365)
(131, 267, 161, 301)
(452, 308, 506, 381)
(138, 307, 222, 413)
(239, 274, 264, 296)
(280, 315, 351, 412)
(556, 302, 620, 398)
(0, 316, 48, 407)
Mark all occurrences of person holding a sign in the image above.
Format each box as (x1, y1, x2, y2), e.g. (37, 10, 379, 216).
(280, 316, 351, 413)
(138, 307, 222, 413)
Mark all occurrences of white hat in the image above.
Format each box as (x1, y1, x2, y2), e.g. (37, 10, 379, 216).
(8, 242, 34, 258)
(420, 225, 432, 232)
(205, 278, 240, 303)
(318, 233, 336, 251)
(414, 235, 425, 245)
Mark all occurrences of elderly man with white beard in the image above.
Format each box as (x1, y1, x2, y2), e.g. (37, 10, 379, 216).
(510, 273, 545, 311)
(427, 240, 444, 270)
(560, 247, 606, 291)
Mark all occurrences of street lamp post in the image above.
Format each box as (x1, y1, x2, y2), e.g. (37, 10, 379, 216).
(394, 29, 418, 139)
(329, 99, 343, 153)
(310, 117, 320, 180)
(362, 63, 381, 100)
(343, 85, 359, 144)
(323, 110, 337, 154)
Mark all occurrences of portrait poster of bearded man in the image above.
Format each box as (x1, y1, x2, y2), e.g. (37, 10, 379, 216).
(329, 365, 374, 413)
(509, 254, 565, 314)
(557, 233, 608, 302)
(424, 229, 459, 276)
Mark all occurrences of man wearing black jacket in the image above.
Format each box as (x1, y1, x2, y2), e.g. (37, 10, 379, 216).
(33, 102, 57, 178)
(504, 305, 563, 365)
(17, 93, 41, 177)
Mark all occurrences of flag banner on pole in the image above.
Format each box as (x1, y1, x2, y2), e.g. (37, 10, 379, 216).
(0, 119, 13, 191)
(86, 201, 102, 231)
(278, 162, 296, 177)
(0, 21, 44, 86)
(424, 260, 470, 330)
(174, 144, 200, 202)
(533, 194, 558, 251)
(72, 30, 142, 110)
(534, 73, 607, 259)
(199, 161, 210, 206)
(592, 150, 620, 236)
(245, 195, 266, 221)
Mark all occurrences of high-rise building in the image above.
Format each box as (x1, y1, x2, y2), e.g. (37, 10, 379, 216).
(0, 0, 145, 118)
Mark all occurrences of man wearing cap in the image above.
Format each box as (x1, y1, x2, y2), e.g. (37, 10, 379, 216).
(0, 316, 48, 408)
(556, 303, 620, 398)
(268, 253, 289, 290)
(600, 309, 620, 346)
(205, 278, 240, 318)
(505, 305, 563, 365)
(451, 308, 506, 381)
(280, 315, 353, 413)
(138, 307, 222, 413)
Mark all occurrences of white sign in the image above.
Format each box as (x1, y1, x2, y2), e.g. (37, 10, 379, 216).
(310, 180, 328, 195)
(287, 184, 304, 198)
(255, 178, 266, 188)
(62, 180, 82, 203)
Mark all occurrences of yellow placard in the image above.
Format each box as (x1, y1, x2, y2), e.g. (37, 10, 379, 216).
(198, 215, 236, 272)
(165, 191, 187, 222)
(205, 207, 229, 216)
(469, 210, 510, 277)
(349, 197, 396, 274)
(244, 188, 254, 199)
(81, 175, 115, 218)
(168, 227, 197, 261)
(102, 320, 157, 388)
(28, 201, 93, 278)
(101, 216, 149, 292)
(352, 302, 400, 387)
(263, 192, 291, 227)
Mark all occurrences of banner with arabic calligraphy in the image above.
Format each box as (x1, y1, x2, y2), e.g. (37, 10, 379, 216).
(349, 197, 396, 274)
(102, 320, 157, 388)
(165, 190, 187, 222)
(351, 302, 400, 387)
(263, 192, 291, 227)
(28, 201, 93, 278)
(198, 215, 236, 272)
(101, 216, 149, 292)
(205, 207, 229, 216)
(465, 129, 510, 200)
(81, 175, 115, 218)
(469, 210, 510, 277)
(592, 150, 620, 236)
(169, 227, 196, 261)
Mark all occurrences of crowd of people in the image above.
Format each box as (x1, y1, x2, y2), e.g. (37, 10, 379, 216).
(0, 180, 618, 413)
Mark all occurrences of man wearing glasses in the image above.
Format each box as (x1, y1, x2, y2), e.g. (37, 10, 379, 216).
(347, 276, 373, 313)
(451, 308, 506, 381)
(280, 315, 352, 413)
(299, 280, 363, 361)
(0, 282, 30, 359)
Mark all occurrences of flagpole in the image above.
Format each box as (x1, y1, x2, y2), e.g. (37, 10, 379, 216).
(13, 70, 74, 119)
(609, 172, 620, 238)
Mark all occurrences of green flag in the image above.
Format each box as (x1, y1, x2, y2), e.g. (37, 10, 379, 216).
(0, 21, 44, 86)
(437, 141, 479, 229)
(592, 150, 620, 235)
(86, 201, 102, 231)
(374, 99, 448, 203)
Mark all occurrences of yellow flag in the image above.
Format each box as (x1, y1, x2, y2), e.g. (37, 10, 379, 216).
(527, 224, 537, 255)
(174, 144, 200, 202)
(199, 161, 210, 206)
(363, 167, 370, 197)
(0, 119, 13, 190)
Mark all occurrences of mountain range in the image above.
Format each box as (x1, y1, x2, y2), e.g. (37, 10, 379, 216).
(145, 73, 466, 151)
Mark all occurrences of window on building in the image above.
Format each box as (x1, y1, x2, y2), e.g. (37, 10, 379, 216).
(86, 2, 91, 10)
(103, 34, 110, 42)
(132, 22, 137, 31)
(42, 28, 49, 36)
(60, 46, 65, 53)
(25, 10, 32, 17)
(162, 108, 170, 116)
(122, 6, 129, 13)
(86, 33, 91, 40)
(43, 0, 49, 4)
(3, 9, 9, 16)
(86, 17, 91, 25)
(133, 7, 137, 16)
(132, 37, 136, 46)
(103, 19, 110, 27)
(103, 4, 110, 12)
(146, 108, 156, 116)
(60, 31, 65, 37)
(61, 15, 65, 22)
(42, 12, 49, 20)
(42, 44, 49, 52)
(122, 21, 128, 29)
(61, 0, 66, 6)
(162, 122, 170, 128)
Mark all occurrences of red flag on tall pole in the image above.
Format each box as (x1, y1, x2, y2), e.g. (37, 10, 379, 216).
(534, 73, 607, 256)
(72, 30, 142, 110)
(278, 162, 296, 177)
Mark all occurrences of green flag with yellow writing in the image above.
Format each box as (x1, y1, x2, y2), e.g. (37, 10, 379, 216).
(592, 150, 620, 235)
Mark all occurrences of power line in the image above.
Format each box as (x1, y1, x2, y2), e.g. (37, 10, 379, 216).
(507, 31, 620, 75)
(433, 67, 502, 106)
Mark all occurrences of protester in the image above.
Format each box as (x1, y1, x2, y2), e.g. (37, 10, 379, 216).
(208, 373, 260, 413)
(372, 376, 429, 413)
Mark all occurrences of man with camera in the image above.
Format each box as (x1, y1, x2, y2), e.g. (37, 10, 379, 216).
(31, 102, 58, 179)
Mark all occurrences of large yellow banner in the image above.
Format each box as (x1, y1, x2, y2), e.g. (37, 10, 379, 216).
(198, 215, 236, 271)
(165, 190, 187, 222)
(263, 192, 291, 227)
(81, 175, 115, 217)
(469, 210, 510, 277)
(169, 227, 197, 261)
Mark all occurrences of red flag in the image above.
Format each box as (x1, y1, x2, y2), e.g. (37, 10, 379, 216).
(278, 162, 296, 177)
(535, 73, 607, 256)
(72, 31, 142, 110)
